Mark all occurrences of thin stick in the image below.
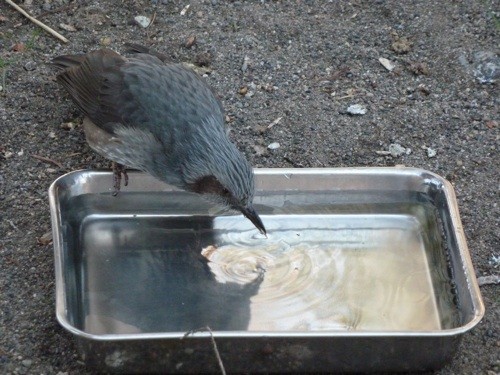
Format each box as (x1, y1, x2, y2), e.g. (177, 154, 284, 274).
(146, 11, 157, 40)
(267, 116, 283, 129)
(183, 326, 226, 375)
(6, 0, 68, 43)
(31, 154, 64, 168)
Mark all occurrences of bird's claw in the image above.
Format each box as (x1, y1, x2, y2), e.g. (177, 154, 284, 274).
(112, 162, 128, 196)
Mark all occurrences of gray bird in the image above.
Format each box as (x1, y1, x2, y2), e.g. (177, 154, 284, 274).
(51, 47, 266, 234)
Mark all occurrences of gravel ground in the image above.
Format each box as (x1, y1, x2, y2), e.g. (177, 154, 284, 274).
(1, 0, 499, 374)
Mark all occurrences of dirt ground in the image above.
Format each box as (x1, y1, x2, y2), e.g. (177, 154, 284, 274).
(0, 0, 498, 374)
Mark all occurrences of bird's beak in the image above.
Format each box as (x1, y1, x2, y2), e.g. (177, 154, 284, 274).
(241, 206, 266, 235)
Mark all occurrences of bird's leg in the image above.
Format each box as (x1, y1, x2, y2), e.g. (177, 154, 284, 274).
(112, 162, 128, 196)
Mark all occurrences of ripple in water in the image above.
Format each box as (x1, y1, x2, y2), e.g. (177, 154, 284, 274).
(203, 215, 443, 331)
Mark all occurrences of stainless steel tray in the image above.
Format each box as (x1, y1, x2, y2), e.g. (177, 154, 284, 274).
(49, 168, 484, 373)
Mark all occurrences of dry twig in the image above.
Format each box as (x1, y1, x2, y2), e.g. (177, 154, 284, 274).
(183, 326, 226, 375)
(6, 0, 68, 43)
(31, 154, 64, 168)
(146, 11, 157, 40)
(267, 116, 283, 129)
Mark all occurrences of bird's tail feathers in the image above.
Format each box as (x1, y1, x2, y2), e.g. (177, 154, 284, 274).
(124, 42, 170, 63)
(50, 54, 87, 71)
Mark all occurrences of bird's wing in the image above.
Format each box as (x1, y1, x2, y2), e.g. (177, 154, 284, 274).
(52, 49, 129, 134)
(53, 49, 225, 138)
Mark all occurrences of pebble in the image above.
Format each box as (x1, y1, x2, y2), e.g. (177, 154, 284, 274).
(267, 142, 280, 150)
(426, 147, 437, 158)
(23, 61, 37, 71)
(389, 143, 411, 157)
(242, 55, 250, 72)
(391, 36, 412, 54)
(347, 104, 367, 115)
(100, 37, 112, 46)
(61, 122, 76, 131)
(185, 35, 196, 49)
(180, 4, 191, 16)
(472, 51, 499, 84)
(477, 275, 500, 286)
(21, 359, 32, 367)
(134, 16, 151, 28)
(378, 57, 395, 71)
(59, 23, 77, 32)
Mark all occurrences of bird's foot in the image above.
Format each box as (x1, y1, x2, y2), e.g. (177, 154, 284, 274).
(112, 162, 128, 196)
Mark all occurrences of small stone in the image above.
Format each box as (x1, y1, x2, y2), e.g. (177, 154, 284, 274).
(12, 43, 26, 52)
(21, 359, 32, 367)
(23, 61, 37, 71)
(180, 4, 191, 15)
(472, 51, 499, 84)
(391, 36, 412, 54)
(185, 35, 197, 49)
(347, 104, 367, 115)
(477, 275, 500, 286)
(242, 55, 250, 72)
(378, 57, 395, 71)
(61, 122, 76, 130)
(134, 15, 151, 28)
(239, 86, 248, 95)
(100, 37, 112, 46)
(426, 147, 437, 158)
(389, 143, 411, 157)
(267, 142, 280, 150)
(59, 23, 77, 32)
(37, 231, 53, 246)
(49, 131, 56, 139)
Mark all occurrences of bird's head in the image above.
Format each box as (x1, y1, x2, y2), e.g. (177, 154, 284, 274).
(187, 174, 266, 235)
(182, 129, 266, 235)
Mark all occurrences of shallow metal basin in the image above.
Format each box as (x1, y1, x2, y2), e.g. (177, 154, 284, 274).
(48, 168, 484, 373)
